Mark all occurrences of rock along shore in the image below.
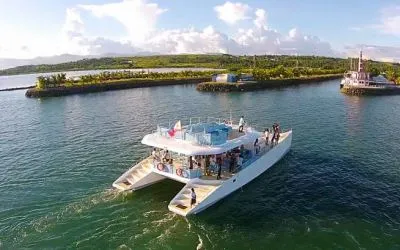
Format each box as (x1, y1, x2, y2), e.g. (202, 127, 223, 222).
(340, 85, 400, 95)
(196, 74, 342, 92)
(0, 85, 35, 92)
(25, 77, 209, 98)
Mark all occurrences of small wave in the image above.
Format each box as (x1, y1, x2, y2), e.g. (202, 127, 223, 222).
(196, 234, 204, 250)
(205, 234, 213, 248)
(185, 217, 192, 231)
(143, 210, 162, 218)
(116, 244, 132, 250)
(156, 220, 179, 242)
(134, 227, 151, 240)
(345, 231, 360, 246)
(151, 213, 176, 227)
(29, 189, 120, 234)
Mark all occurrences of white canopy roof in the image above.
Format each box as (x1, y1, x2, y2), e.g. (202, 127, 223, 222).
(141, 129, 261, 156)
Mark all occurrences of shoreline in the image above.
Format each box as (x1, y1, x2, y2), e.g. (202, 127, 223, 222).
(0, 85, 35, 92)
(340, 85, 400, 95)
(25, 77, 209, 98)
(196, 74, 342, 92)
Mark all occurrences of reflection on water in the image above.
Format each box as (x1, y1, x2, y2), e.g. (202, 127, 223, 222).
(344, 96, 364, 135)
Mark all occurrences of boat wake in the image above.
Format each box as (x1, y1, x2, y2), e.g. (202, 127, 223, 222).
(196, 234, 204, 250)
(25, 189, 122, 236)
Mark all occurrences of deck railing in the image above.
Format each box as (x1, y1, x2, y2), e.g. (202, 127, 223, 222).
(153, 161, 202, 179)
(156, 117, 234, 146)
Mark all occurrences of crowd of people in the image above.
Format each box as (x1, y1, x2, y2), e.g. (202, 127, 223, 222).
(151, 118, 282, 181)
(264, 123, 281, 146)
(152, 148, 172, 164)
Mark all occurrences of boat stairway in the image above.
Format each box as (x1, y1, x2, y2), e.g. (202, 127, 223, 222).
(168, 180, 222, 216)
(113, 158, 165, 191)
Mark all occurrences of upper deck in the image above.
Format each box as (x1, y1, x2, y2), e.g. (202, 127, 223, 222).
(141, 118, 261, 156)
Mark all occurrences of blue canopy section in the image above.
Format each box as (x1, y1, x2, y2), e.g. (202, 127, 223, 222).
(185, 122, 232, 145)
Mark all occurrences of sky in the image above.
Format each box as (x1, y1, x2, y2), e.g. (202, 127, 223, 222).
(0, 0, 400, 62)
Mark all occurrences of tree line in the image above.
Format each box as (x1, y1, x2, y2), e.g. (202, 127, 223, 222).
(252, 66, 343, 80)
(2, 54, 399, 76)
(35, 70, 219, 89)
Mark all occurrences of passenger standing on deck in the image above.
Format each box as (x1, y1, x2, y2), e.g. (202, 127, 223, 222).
(190, 188, 196, 208)
(162, 150, 170, 163)
(238, 116, 245, 132)
(189, 156, 193, 169)
(237, 155, 243, 170)
(254, 138, 260, 154)
(264, 129, 270, 145)
(216, 156, 222, 180)
(229, 153, 235, 173)
(275, 123, 281, 145)
(152, 148, 159, 162)
(271, 124, 276, 145)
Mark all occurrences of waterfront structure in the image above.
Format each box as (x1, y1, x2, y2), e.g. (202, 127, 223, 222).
(340, 51, 395, 88)
(113, 117, 292, 216)
(340, 51, 400, 95)
(212, 73, 237, 83)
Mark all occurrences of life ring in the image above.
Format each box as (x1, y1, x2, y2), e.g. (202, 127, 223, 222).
(176, 168, 183, 176)
(157, 163, 165, 171)
(182, 170, 189, 178)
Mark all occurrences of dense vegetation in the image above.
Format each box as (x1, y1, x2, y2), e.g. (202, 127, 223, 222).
(2, 54, 400, 78)
(34, 70, 220, 89)
(197, 74, 342, 92)
(252, 66, 343, 80)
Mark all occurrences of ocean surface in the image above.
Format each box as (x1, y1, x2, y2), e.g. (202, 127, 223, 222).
(0, 77, 400, 249)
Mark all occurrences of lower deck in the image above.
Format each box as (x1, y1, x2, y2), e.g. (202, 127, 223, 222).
(152, 130, 290, 183)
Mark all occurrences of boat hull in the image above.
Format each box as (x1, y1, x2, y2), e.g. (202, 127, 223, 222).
(188, 130, 292, 215)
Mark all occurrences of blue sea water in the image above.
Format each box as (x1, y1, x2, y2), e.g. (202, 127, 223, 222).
(0, 78, 399, 249)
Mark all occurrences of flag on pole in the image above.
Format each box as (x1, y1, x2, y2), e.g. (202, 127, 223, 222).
(168, 120, 182, 137)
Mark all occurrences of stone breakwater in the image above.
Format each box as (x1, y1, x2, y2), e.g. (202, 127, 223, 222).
(25, 78, 209, 98)
(340, 85, 400, 95)
(0, 85, 35, 92)
(196, 75, 342, 92)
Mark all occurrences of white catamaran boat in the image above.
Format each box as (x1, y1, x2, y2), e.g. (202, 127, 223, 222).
(113, 117, 292, 216)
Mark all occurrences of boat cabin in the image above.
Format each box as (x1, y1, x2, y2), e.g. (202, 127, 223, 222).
(112, 117, 292, 216)
(141, 118, 274, 182)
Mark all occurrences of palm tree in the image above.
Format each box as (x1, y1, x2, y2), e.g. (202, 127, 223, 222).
(36, 76, 46, 89)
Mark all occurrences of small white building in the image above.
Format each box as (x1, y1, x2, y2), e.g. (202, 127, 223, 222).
(213, 73, 237, 83)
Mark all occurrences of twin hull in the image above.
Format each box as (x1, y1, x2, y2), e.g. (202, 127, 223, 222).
(113, 130, 292, 216)
(187, 130, 292, 215)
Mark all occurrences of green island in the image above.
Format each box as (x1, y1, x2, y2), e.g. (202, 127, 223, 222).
(3, 54, 400, 76)
(25, 70, 218, 98)
(16, 54, 400, 97)
(197, 74, 342, 92)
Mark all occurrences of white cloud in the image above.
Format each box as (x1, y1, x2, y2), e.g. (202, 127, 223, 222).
(254, 9, 267, 30)
(214, 1, 250, 25)
(3, 0, 399, 64)
(61, 6, 142, 55)
(63, 8, 85, 40)
(345, 44, 400, 63)
(145, 26, 238, 54)
(79, 0, 167, 43)
(374, 6, 400, 36)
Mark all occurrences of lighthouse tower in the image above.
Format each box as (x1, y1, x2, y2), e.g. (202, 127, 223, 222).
(358, 50, 364, 72)
(357, 50, 369, 82)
